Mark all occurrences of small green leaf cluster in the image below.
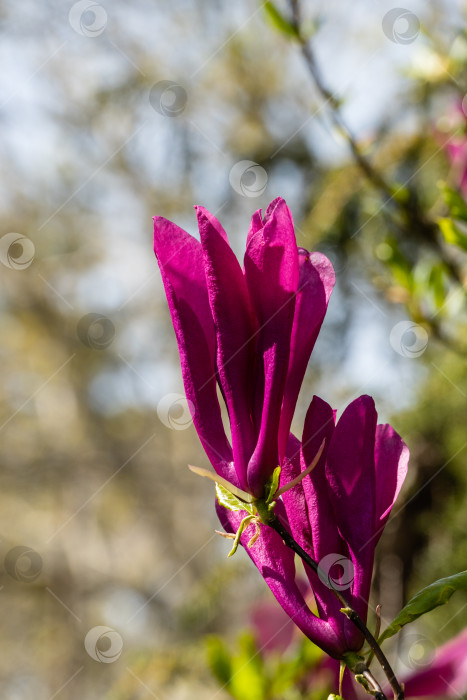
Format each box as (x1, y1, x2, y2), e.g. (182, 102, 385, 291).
(206, 630, 325, 700)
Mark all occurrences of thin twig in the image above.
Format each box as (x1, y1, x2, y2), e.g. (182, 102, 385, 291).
(287, 0, 394, 199)
(366, 604, 382, 667)
(286, 0, 465, 291)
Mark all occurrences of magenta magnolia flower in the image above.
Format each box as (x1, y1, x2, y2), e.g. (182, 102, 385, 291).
(153, 196, 409, 661)
(218, 395, 409, 659)
(153, 197, 334, 498)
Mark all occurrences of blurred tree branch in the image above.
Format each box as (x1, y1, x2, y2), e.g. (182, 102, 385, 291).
(285, 0, 466, 352)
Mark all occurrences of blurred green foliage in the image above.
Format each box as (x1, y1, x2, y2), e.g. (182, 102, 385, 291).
(206, 631, 326, 700)
(0, 0, 466, 698)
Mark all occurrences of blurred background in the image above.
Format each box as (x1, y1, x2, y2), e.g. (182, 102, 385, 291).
(0, 0, 466, 697)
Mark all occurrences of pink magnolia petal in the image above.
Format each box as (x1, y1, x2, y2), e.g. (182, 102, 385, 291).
(244, 197, 299, 496)
(250, 600, 296, 655)
(280, 427, 354, 650)
(300, 398, 338, 563)
(460, 166, 467, 198)
(300, 396, 363, 650)
(246, 207, 264, 249)
(279, 432, 315, 559)
(374, 423, 409, 537)
(196, 206, 257, 490)
(278, 251, 335, 460)
(153, 217, 235, 483)
(325, 396, 377, 624)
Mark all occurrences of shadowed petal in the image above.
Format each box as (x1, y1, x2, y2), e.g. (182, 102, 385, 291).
(244, 197, 299, 496)
(278, 252, 335, 460)
(300, 397, 364, 650)
(374, 423, 409, 537)
(300, 396, 338, 563)
(279, 432, 315, 558)
(153, 216, 235, 483)
(196, 206, 257, 490)
(325, 396, 377, 625)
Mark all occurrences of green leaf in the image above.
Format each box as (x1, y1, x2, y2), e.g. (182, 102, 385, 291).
(339, 659, 346, 696)
(390, 183, 410, 204)
(440, 184, 467, 222)
(189, 464, 253, 502)
(438, 217, 467, 252)
(205, 635, 232, 686)
(428, 263, 446, 309)
(381, 236, 414, 291)
(264, 466, 281, 504)
(216, 482, 255, 515)
(378, 570, 467, 645)
(264, 1, 299, 38)
(228, 515, 255, 557)
(355, 675, 372, 694)
(230, 633, 267, 700)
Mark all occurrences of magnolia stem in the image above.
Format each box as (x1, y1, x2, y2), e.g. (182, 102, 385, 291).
(267, 515, 404, 700)
(361, 668, 386, 700)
